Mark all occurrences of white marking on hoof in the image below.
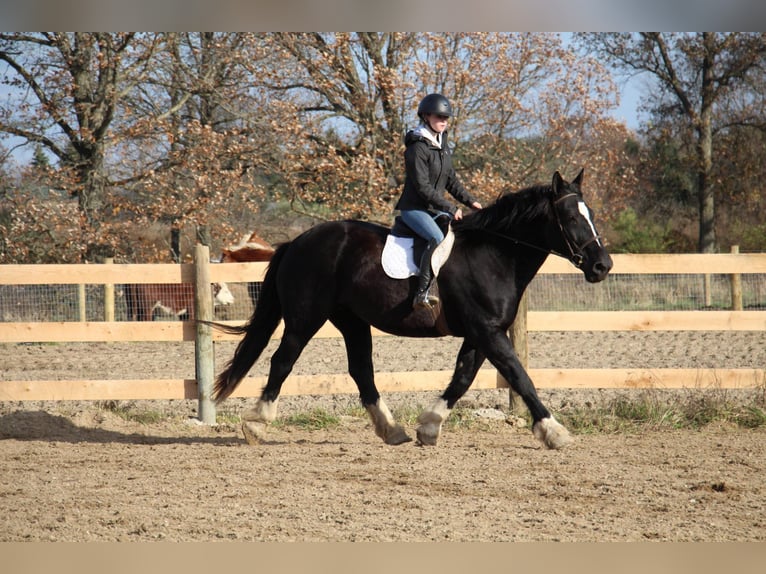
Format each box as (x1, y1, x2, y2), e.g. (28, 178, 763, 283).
(241, 421, 269, 445)
(242, 398, 279, 423)
(366, 399, 412, 445)
(416, 398, 451, 446)
(240, 399, 278, 445)
(532, 416, 573, 450)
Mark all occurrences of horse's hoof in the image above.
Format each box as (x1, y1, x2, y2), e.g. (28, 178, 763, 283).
(241, 421, 268, 445)
(533, 416, 573, 450)
(415, 426, 439, 446)
(416, 399, 448, 446)
(385, 426, 413, 445)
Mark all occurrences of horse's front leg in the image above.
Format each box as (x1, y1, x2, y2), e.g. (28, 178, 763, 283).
(417, 341, 485, 446)
(365, 400, 412, 445)
(332, 313, 412, 445)
(481, 330, 572, 449)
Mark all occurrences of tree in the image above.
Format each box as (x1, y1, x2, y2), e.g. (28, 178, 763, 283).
(0, 33, 275, 263)
(31, 145, 51, 169)
(256, 33, 631, 221)
(0, 32, 160, 260)
(1, 33, 637, 263)
(112, 32, 277, 261)
(253, 32, 418, 220)
(578, 32, 766, 253)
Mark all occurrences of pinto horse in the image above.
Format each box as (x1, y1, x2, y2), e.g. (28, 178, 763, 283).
(220, 231, 275, 263)
(211, 170, 613, 449)
(220, 231, 275, 306)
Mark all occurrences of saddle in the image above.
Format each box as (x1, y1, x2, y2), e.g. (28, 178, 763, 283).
(381, 213, 455, 280)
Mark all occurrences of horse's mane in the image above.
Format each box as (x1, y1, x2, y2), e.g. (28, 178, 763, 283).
(454, 184, 554, 235)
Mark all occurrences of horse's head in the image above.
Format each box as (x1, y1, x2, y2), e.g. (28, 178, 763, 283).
(549, 169, 613, 283)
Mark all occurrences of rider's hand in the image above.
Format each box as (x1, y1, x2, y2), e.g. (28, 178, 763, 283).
(454, 208, 464, 221)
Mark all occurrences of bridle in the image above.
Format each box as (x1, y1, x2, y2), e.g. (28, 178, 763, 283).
(551, 192, 603, 269)
(470, 192, 602, 269)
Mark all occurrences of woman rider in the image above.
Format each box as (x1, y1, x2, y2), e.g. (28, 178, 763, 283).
(395, 93, 482, 310)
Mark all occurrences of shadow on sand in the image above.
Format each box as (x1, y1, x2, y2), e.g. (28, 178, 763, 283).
(0, 410, 243, 446)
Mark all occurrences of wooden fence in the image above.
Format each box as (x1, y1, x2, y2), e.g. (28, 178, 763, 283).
(1, 249, 765, 422)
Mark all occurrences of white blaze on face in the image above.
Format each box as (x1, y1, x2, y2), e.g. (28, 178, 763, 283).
(577, 201, 602, 246)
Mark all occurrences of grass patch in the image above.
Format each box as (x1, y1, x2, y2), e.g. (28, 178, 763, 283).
(389, 404, 490, 432)
(93, 387, 766, 435)
(266, 404, 490, 432)
(215, 412, 242, 426)
(272, 408, 342, 430)
(443, 406, 493, 431)
(560, 387, 766, 434)
(96, 400, 165, 425)
(389, 404, 421, 426)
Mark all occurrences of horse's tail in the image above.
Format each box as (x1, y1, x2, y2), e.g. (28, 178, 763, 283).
(212, 242, 290, 403)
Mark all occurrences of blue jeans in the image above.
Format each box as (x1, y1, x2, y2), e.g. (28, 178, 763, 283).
(399, 210, 449, 244)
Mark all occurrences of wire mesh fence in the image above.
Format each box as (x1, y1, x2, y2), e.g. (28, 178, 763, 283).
(527, 273, 766, 312)
(0, 282, 262, 322)
(1, 274, 763, 323)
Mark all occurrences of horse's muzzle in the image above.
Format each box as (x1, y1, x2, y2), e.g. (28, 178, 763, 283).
(584, 252, 613, 283)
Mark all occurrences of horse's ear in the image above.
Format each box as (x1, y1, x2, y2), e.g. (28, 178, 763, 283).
(552, 171, 564, 194)
(573, 168, 584, 186)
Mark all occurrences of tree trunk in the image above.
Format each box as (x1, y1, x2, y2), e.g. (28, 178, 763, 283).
(696, 119, 716, 253)
(78, 145, 114, 262)
(697, 36, 717, 254)
(170, 227, 181, 262)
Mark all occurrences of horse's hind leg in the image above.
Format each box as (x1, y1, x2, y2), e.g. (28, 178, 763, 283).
(417, 341, 485, 446)
(331, 312, 411, 445)
(240, 329, 315, 445)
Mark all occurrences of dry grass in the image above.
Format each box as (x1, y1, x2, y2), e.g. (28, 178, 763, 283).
(559, 386, 766, 434)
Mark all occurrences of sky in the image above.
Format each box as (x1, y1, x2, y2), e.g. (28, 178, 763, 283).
(612, 75, 647, 130)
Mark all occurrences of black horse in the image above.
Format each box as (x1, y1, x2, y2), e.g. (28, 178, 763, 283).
(212, 170, 613, 449)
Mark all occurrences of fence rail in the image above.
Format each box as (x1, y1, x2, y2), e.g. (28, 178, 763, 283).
(1, 251, 765, 416)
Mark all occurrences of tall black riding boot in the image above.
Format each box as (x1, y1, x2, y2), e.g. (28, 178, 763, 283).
(413, 239, 440, 310)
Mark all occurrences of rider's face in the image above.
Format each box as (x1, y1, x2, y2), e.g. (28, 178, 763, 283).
(425, 113, 449, 134)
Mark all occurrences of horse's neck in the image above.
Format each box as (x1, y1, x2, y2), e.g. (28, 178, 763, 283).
(457, 225, 548, 286)
(502, 213, 555, 280)
(516, 250, 548, 289)
(457, 193, 555, 293)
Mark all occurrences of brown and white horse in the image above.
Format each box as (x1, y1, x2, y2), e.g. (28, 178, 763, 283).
(220, 231, 275, 306)
(124, 281, 234, 321)
(221, 231, 275, 263)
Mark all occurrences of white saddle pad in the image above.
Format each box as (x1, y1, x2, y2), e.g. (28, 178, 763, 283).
(381, 227, 455, 279)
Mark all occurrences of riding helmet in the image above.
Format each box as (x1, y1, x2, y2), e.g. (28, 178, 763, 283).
(417, 93, 453, 119)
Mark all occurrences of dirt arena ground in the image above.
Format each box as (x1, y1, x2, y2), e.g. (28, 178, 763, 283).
(1, 331, 765, 541)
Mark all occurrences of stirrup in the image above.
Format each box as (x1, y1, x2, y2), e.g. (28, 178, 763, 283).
(413, 290, 439, 310)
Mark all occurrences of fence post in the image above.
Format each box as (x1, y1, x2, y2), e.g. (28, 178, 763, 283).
(505, 291, 529, 415)
(703, 274, 712, 307)
(78, 284, 87, 322)
(103, 257, 115, 322)
(730, 245, 743, 311)
(194, 244, 216, 424)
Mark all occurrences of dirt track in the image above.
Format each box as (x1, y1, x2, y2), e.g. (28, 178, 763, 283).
(1, 332, 765, 541)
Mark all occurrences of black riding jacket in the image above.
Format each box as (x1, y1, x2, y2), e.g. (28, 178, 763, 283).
(395, 128, 478, 216)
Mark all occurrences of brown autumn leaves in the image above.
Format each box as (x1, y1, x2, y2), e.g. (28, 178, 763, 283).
(0, 33, 660, 262)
